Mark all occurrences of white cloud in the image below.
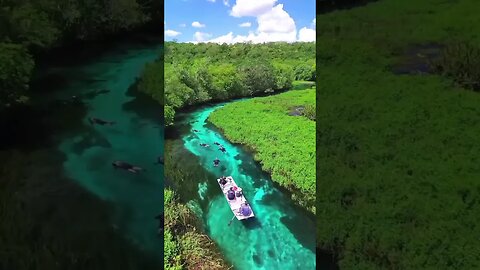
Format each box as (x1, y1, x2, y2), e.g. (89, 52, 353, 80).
(230, 0, 277, 17)
(239, 22, 251, 27)
(311, 18, 316, 29)
(257, 4, 295, 33)
(298, 27, 315, 42)
(179, 23, 186, 27)
(192, 21, 206, 28)
(223, 0, 230, 6)
(207, 0, 215, 2)
(165, 29, 182, 37)
(195, 1, 313, 44)
(194, 32, 212, 42)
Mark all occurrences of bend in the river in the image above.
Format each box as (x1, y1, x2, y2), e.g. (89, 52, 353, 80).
(176, 103, 316, 270)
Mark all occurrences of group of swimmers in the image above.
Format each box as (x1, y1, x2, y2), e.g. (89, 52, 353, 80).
(85, 94, 164, 234)
(196, 136, 228, 167)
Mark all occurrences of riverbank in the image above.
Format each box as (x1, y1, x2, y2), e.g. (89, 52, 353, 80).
(0, 0, 162, 109)
(164, 103, 316, 270)
(163, 141, 231, 269)
(208, 86, 316, 213)
(317, 0, 480, 268)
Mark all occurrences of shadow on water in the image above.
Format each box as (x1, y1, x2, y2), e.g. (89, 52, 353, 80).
(123, 81, 163, 124)
(241, 217, 262, 230)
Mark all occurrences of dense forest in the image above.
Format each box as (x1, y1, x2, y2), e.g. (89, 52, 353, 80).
(0, 0, 162, 109)
(209, 86, 316, 212)
(138, 42, 315, 125)
(317, 0, 480, 268)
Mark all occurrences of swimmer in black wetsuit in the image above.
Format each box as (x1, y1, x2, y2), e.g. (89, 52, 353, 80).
(112, 160, 145, 173)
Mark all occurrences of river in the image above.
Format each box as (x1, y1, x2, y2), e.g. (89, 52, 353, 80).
(169, 103, 316, 270)
(27, 38, 316, 269)
(29, 39, 164, 265)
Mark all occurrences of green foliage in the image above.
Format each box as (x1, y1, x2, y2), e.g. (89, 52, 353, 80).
(432, 41, 480, 91)
(138, 60, 163, 104)
(272, 62, 294, 90)
(303, 104, 316, 120)
(294, 63, 316, 81)
(209, 89, 316, 212)
(239, 61, 276, 94)
(163, 188, 229, 270)
(139, 42, 314, 125)
(0, 0, 161, 109)
(7, 3, 60, 48)
(164, 229, 182, 270)
(0, 43, 34, 108)
(317, 0, 480, 268)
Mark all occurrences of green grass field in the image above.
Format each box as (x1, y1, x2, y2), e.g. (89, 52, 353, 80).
(209, 87, 316, 212)
(317, 0, 480, 268)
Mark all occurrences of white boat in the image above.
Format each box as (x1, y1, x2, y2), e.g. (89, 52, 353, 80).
(217, 176, 255, 220)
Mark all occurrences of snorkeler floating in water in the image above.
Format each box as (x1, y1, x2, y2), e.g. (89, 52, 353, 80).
(154, 156, 164, 165)
(89, 117, 116, 126)
(193, 129, 199, 132)
(214, 142, 220, 145)
(200, 143, 210, 147)
(219, 146, 226, 153)
(112, 160, 145, 173)
(213, 157, 220, 167)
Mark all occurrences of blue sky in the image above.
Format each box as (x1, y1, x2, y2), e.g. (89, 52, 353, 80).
(165, 0, 316, 43)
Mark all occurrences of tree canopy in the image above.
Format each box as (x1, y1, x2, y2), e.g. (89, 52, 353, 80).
(138, 42, 315, 125)
(0, 0, 162, 109)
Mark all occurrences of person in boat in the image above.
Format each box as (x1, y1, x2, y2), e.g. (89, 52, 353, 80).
(219, 177, 227, 185)
(154, 156, 164, 165)
(112, 160, 145, 173)
(227, 188, 236, 200)
(240, 203, 252, 216)
(213, 158, 220, 167)
(200, 143, 209, 147)
(89, 117, 116, 126)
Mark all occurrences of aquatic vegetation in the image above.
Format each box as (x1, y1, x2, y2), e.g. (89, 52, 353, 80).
(317, 0, 480, 268)
(209, 89, 316, 212)
(164, 189, 228, 270)
(432, 41, 480, 91)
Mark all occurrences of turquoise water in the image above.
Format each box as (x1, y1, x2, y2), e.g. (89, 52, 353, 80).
(181, 104, 316, 270)
(49, 43, 164, 256)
